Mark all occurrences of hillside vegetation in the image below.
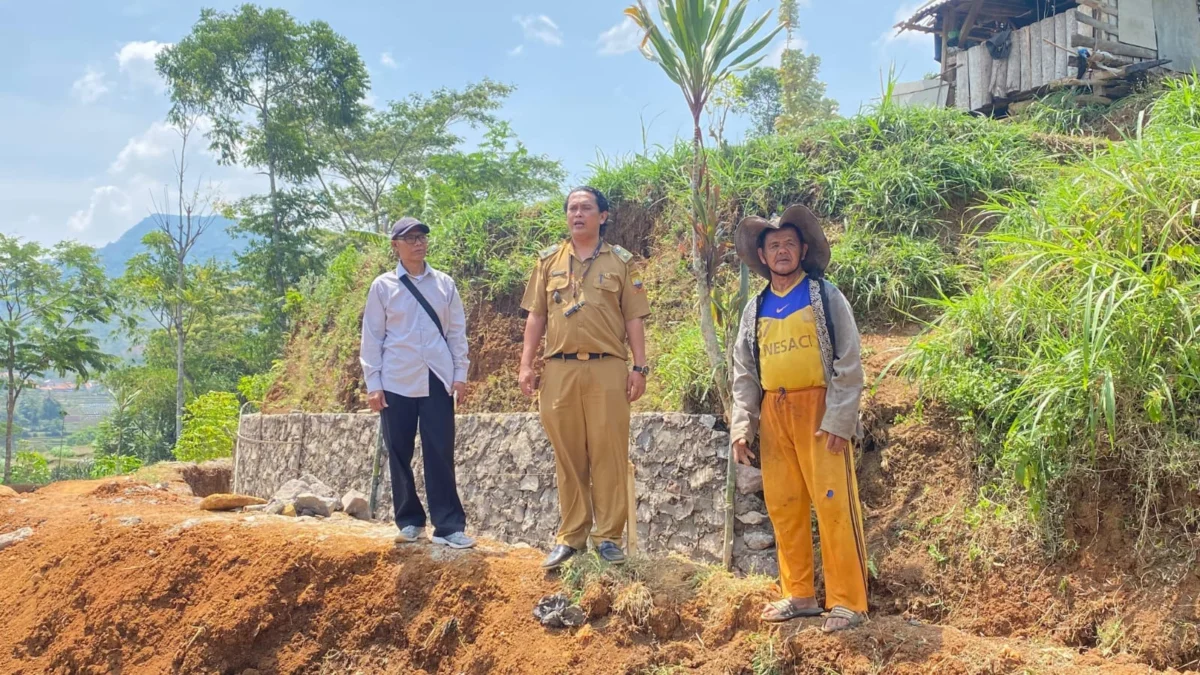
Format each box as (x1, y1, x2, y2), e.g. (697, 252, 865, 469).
(266, 76, 1200, 557)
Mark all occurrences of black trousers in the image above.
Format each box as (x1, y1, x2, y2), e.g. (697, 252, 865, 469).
(380, 372, 466, 537)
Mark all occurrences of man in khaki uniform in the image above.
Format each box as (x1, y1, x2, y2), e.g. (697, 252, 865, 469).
(519, 186, 651, 569)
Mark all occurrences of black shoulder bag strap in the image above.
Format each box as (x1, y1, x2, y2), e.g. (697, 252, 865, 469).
(398, 274, 447, 342)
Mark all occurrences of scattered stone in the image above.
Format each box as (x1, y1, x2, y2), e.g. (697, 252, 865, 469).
(574, 624, 596, 645)
(118, 516, 143, 527)
(700, 414, 718, 429)
(282, 504, 297, 517)
(147, 549, 159, 558)
(243, 504, 267, 513)
(166, 518, 204, 536)
(743, 531, 775, 551)
(0, 485, 18, 498)
(317, 495, 341, 514)
(264, 501, 285, 515)
(533, 594, 587, 628)
(299, 473, 336, 499)
(271, 478, 311, 504)
(518, 475, 540, 491)
(199, 493, 268, 511)
(0, 527, 34, 551)
(293, 493, 331, 518)
(736, 510, 767, 526)
(734, 464, 763, 494)
(341, 490, 370, 520)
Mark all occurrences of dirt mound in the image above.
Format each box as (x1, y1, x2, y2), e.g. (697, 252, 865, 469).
(1, 473, 1195, 674)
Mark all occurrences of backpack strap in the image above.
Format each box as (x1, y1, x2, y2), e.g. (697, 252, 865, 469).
(816, 278, 839, 361)
(398, 274, 447, 343)
(751, 283, 771, 390)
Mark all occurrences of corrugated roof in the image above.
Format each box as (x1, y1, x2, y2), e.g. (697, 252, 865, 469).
(897, 0, 965, 31)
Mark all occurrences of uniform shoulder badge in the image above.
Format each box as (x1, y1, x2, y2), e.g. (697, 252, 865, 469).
(611, 245, 633, 263)
(538, 243, 562, 260)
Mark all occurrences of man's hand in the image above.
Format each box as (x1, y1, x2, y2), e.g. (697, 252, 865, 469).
(626, 370, 646, 402)
(368, 390, 387, 413)
(519, 364, 537, 397)
(816, 430, 849, 454)
(452, 381, 467, 404)
(732, 438, 756, 465)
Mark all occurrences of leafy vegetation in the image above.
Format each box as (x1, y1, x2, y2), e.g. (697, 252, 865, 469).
(905, 76, 1200, 546)
(174, 391, 240, 463)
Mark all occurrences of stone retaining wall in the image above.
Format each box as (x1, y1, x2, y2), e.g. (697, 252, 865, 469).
(233, 412, 777, 575)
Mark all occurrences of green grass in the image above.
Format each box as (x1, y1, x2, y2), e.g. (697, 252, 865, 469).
(904, 76, 1200, 548)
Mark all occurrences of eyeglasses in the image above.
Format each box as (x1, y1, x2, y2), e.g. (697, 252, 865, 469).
(394, 233, 428, 245)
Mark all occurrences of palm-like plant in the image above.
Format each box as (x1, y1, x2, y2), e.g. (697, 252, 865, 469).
(626, 0, 783, 416)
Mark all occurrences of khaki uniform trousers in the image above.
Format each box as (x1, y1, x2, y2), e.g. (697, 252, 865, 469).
(539, 356, 630, 550)
(761, 387, 869, 613)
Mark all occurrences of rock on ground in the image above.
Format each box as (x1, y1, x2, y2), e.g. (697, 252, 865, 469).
(293, 493, 330, 518)
(0, 527, 34, 551)
(298, 473, 336, 499)
(271, 479, 311, 504)
(199, 494, 268, 511)
(341, 490, 370, 520)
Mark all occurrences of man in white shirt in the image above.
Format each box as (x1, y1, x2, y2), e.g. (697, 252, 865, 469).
(360, 217, 474, 549)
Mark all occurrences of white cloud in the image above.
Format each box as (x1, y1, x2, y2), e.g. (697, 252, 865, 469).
(597, 18, 642, 56)
(116, 40, 171, 89)
(508, 44, 525, 57)
(71, 67, 110, 103)
(380, 51, 398, 69)
(110, 121, 176, 173)
(67, 186, 132, 233)
(763, 35, 812, 68)
(515, 14, 563, 47)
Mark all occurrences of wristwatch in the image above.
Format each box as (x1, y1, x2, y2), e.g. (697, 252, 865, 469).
(632, 365, 650, 376)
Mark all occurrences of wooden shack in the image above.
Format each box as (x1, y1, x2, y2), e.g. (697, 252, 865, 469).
(894, 0, 1200, 113)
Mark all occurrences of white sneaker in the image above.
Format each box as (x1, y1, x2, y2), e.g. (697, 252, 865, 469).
(431, 531, 476, 549)
(395, 525, 423, 543)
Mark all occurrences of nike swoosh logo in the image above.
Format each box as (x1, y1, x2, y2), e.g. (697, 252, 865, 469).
(775, 305, 788, 314)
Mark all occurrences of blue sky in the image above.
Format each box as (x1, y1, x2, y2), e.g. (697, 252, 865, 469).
(0, 0, 934, 247)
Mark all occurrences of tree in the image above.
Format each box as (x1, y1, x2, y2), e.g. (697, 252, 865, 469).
(625, 0, 782, 417)
(774, 0, 837, 133)
(0, 236, 116, 483)
(736, 67, 783, 137)
(388, 121, 566, 220)
(124, 116, 221, 442)
(157, 4, 369, 327)
(315, 80, 516, 233)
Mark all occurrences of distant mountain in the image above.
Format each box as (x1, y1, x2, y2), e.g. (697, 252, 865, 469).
(96, 214, 244, 277)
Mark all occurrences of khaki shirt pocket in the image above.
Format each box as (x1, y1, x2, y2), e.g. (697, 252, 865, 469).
(593, 273, 621, 294)
(546, 275, 569, 305)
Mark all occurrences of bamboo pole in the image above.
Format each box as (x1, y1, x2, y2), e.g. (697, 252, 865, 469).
(626, 461, 639, 555)
(722, 262, 750, 571)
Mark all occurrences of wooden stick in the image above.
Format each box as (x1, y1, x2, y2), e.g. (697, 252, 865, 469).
(625, 460, 638, 555)
(1072, 34, 1157, 60)
(1076, 0, 1119, 16)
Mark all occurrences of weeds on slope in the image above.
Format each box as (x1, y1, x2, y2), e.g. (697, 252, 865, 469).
(905, 76, 1200, 551)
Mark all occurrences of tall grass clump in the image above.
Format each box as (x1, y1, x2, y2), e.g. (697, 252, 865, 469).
(905, 76, 1200, 549)
(829, 230, 967, 325)
(428, 198, 563, 301)
(805, 102, 1048, 235)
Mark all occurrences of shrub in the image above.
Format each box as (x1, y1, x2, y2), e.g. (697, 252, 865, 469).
(9, 451, 50, 484)
(91, 454, 143, 478)
(174, 391, 240, 463)
(829, 230, 966, 324)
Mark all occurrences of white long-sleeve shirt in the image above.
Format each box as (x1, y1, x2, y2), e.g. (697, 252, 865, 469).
(360, 262, 469, 397)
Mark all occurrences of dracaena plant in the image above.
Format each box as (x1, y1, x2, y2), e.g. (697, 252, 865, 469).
(626, 0, 783, 417)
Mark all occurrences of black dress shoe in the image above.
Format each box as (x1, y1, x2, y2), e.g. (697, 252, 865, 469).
(596, 541, 626, 564)
(541, 544, 577, 569)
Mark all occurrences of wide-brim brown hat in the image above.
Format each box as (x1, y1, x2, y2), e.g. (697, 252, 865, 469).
(734, 204, 830, 280)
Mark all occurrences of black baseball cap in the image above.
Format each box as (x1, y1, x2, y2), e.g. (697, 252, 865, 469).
(390, 217, 430, 239)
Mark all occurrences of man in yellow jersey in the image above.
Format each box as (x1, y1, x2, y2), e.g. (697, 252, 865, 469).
(729, 204, 867, 633)
(519, 186, 651, 569)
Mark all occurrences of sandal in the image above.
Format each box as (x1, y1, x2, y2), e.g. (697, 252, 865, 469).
(821, 605, 866, 633)
(761, 598, 824, 622)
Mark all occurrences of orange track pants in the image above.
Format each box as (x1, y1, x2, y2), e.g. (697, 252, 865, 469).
(761, 387, 868, 613)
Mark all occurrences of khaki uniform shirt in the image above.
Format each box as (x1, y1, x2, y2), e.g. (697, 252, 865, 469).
(521, 240, 651, 360)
